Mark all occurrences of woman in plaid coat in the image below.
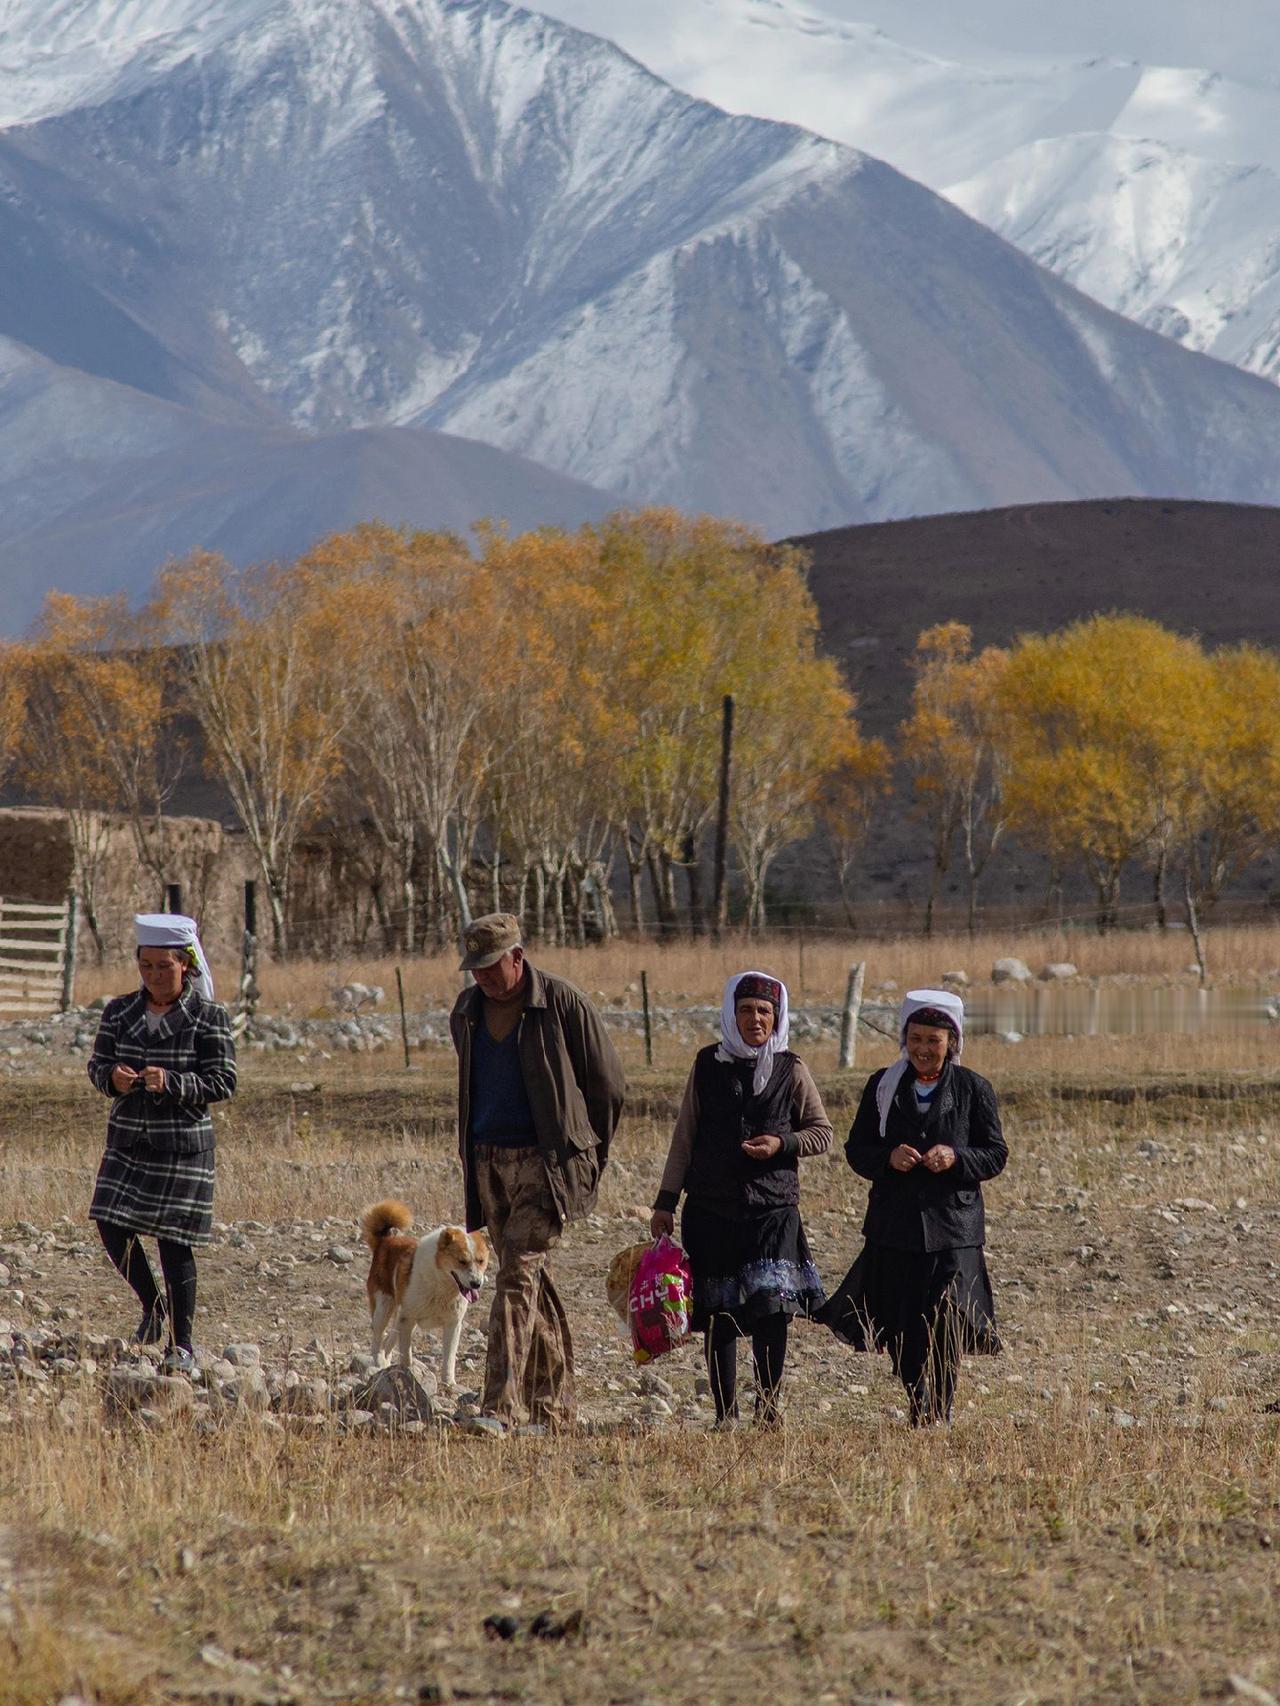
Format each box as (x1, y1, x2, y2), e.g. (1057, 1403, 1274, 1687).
(87, 914, 236, 1373)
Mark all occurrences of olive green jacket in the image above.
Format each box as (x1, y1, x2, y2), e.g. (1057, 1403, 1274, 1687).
(450, 963, 625, 1230)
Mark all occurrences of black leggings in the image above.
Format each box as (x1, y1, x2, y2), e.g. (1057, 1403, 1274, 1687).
(705, 1313, 788, 1421)
(97, 1222, 197, 1350)
(892, 1316, 959, 1426)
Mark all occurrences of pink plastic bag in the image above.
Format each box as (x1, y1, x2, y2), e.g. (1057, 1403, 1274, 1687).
(628, 1234, 693, 1364)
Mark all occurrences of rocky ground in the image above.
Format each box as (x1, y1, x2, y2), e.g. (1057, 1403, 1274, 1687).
(3, 1062, 1280, 1703)
(3, 1090, 1280, 1441)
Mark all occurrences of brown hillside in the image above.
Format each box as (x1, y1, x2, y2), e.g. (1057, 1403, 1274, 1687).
(792, 497, 1280, 742)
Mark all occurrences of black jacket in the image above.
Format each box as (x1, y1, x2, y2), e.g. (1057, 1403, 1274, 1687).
(845, 1062, 1006, 1252)
(684, 1046, 799, 1215)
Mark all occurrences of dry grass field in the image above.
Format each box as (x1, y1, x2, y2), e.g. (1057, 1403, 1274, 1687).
(5, 943, 1280, 1704)
(70, 921, 1280, 1018)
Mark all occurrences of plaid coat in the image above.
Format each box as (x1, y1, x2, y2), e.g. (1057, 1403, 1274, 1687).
(87, 984, 236, 1244)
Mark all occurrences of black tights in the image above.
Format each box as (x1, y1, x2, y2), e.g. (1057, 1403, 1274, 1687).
(97, 1222, 197, 1349)
(705, 1313, 788, 1421)
(892, 1318, 959, 1427)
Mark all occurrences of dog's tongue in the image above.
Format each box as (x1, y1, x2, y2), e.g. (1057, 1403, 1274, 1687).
(464, 1286, 479, 1304)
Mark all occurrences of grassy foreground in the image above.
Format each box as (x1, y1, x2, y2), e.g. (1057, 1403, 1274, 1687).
(2, 1041, 1280, 1703)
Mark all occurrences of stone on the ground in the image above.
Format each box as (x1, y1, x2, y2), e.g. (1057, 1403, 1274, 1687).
(992, 958, 1032, 984)
(104, 1369, 194, 1415)
(222, 1342, 262, 1367)
(464, 1415, 506, 1437)
(349, 1365, 436, 1423)
(940, 970, 969, 987)
(277, 1377, 332, 1415)
(1040, 962, 1078, 980)
(218, 1369, 271, 1411)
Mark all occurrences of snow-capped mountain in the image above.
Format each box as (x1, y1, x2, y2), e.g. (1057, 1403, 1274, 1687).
(528, 0, 1280, 384)
(5, 0, 1280, 615)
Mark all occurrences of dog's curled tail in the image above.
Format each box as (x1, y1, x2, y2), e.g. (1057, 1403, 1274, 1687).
(361, 1198, 413, 1247)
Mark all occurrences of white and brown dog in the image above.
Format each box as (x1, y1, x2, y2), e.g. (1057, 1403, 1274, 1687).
(360, 1200, 490, 1390)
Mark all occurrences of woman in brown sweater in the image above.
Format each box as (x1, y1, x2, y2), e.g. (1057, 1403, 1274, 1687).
(649, 971, 831, 1428)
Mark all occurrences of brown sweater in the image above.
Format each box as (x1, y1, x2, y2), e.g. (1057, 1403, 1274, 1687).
(652, 1056, 833, 1210)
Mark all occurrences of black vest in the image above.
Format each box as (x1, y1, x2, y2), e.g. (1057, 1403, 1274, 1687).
(685, 1045, 799, 1215)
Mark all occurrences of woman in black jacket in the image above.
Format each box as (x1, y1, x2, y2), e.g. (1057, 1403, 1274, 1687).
(822, 988, 1006, 1425)
(650, 971, 831, 1429)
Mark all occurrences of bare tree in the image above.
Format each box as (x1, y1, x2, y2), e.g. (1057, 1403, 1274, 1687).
(155, 551, 369, 955)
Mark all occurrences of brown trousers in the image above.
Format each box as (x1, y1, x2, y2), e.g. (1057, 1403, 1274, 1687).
(472, 1144, 575, 1428)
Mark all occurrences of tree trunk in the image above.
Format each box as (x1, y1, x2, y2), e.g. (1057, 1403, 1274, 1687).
(82, 893, 107, 965)
(265, 873, 288, 956)
(682, 831, 705, 937)
(1184, 866, 1208, 983)
(627, 853, 645, 935)
(370, 880, 392, 952)
(515, 864, 530, 933)
(552, 865, 568, 948)
(658, 851, 679, 934)
(1094, 865, 1121, 934)
(1153, 843, 1168, 930)
(532, 863, 547, 942)
(836, 860, 859, 931)
(590, 862, 618, 939)
(647, 850, 675, 934)
(402, 875, 416, 954)
(568, 863, 587, 949)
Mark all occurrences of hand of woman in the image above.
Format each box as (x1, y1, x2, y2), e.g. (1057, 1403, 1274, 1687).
(111, 1064, 139, 1094)
(141, 1065, 167, 1093)
(922, 1144, 956, 1172)
(889, 1144, 922, 1172)
(741, 1133, 782, 1160)
(650, 1209, 675, 1239)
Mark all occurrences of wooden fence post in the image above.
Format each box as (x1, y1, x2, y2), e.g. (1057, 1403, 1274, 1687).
(395, 965, 411, 1069)
(60, 893, 80, 1013)
(838, 961, 866, 1070)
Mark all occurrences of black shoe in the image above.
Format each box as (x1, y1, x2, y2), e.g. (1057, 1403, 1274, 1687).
(754, 1394, 783, 1431)
(133, 1305, 167, 1346)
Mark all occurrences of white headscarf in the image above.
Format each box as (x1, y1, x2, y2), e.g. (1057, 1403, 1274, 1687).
(875, 987, 965, 1136)
(715, 969, 790, 1096)
(134, 912, 215, 1003)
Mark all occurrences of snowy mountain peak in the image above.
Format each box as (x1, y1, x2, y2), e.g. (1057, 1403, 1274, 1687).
(5, 0, 1280, 622)
(520, 1, 1280, 385)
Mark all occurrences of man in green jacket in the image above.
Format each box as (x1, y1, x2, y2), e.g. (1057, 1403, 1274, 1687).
(450, 913, 625, 1432)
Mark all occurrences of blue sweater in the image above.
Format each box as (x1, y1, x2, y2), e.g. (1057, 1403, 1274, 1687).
(469, 1020, 537, 1146)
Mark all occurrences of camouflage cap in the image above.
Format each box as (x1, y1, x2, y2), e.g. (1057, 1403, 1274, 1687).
(458, 912, 522, 972)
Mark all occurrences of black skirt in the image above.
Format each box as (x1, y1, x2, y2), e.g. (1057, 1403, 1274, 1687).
(681, 1199, 826, 1335)
(820, 1242, 1000, 1358)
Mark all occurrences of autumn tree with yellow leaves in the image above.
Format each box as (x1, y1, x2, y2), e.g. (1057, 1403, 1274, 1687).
(991, 615, 1210, 931)
(900, 622, 1010, 934)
